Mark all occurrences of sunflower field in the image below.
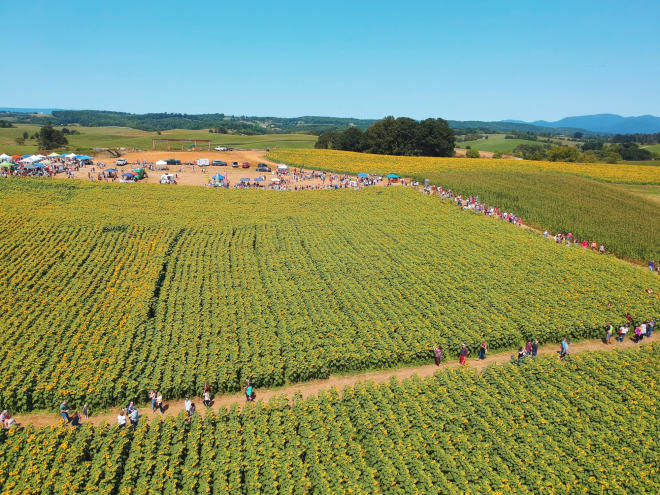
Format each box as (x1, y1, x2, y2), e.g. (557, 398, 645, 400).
(268, 149, 660, 261)
(0, 180, 658, 413)
(1, 345, 658, 494)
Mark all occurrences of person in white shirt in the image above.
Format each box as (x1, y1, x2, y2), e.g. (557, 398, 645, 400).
(617, 325, 629, 342)
(184, 398, 191, 412)
(117, 409, 126, 427)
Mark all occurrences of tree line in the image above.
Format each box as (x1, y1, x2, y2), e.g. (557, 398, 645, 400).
(315, 116, 456, 157)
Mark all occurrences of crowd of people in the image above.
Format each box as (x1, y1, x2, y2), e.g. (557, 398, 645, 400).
(610, 316, 655, 344)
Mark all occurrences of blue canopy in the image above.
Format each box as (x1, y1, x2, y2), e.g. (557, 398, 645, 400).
(33, 163, 46, 168)
(386, 173, 399, 179)
(212, 174, 225, 181)
(21, 154, 30, 158)
(357, 173, 369, 178)
(240, 177, 250, 182)
(76, 155, 93, 160)
(104, 168, 118, 173)
(253, 177, 264, 182)
(60, 153, 68, 157)
(122, 172, 135, 177)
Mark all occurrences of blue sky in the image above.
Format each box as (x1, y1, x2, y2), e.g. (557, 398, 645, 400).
(1, 0, 659, 120)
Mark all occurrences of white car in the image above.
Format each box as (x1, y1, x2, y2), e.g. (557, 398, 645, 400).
(214, 146, 227, 151)
(116, 158, 128, 166)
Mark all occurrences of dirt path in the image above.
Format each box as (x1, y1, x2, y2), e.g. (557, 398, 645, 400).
(13, 337, 651, 427)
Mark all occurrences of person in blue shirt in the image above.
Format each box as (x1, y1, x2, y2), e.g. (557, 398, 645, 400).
(60, 401, 70, 423)
(559, 338, 569, 359)
(130, 408, 139, 430)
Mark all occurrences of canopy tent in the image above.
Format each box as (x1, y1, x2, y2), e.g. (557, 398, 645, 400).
(0, 161, 13, 168)
(240, 177, 250, 182)
(48, 152, 60, 157)
(76, 155, 93, 160)
(155, 160, 167, 166)
(253, 177, 265, 182)
(212, 174, 225, 181)
(21, 154, 30, 158)
(60, 153, 69, 157)
(33, 163, 46, 169)
(0, 153, 11, 161)
(356, 173, 369, 178)
(122, 172, 136, 177)
(104, 168, 118, 173)
(12, 155, 21, 159)
(277, 164, 288, 170)
(65, 153, 77, 159)
(269, 178, 281, 182)
(386, 173, 399, 179)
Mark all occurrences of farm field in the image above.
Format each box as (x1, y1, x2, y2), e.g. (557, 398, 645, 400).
(457, 133, 579, 153)
(269, 149, 660, 261)
(1, 345, 657, 493)
(0, 124, 317, 155)
(0, 180, 657, 414)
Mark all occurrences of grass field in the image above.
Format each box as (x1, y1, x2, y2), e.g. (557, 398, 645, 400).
(457, 133, 579, 153)
(269, 149, 660, 261)
(0, 180, 656, 414)
(0, 124, 317, 154)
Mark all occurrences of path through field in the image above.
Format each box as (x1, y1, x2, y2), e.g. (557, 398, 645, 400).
(13, 337, 651, 427)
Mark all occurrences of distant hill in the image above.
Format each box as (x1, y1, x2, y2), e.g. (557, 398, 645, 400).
(530, 114, 660, 134)
(0, 107, 55, 114)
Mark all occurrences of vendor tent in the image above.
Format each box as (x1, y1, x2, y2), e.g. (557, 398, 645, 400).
(357, 173, 369, 178)
(122, 172, 136, 177)
(76, 155, 93, 160)
(0, 162, 12, 168)
(104, 168, 118, 173)
(48, 153, 59, 157)
(155, 160, 167, 166)
(65, 153, 77, 159)
(12, 155, 21, 160)
(0, 153, 11, 161)
(240, 177, 250, 182)
(269, 178, 281, 182)
(386, 173, 399, 179)
(277, 164, 288, 170)
(253, 177, 264, 182)
(212, 174, 225, 181)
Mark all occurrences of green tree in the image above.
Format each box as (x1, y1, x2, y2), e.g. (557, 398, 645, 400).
(37, 125, 68, 150)
(14, 137, 25, 145)
(466, 148, 480, 158)
(546, 145, 580, 162)
(22, 131, 28, 139)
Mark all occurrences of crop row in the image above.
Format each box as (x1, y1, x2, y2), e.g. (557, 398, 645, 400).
(1, 345, 658, 494)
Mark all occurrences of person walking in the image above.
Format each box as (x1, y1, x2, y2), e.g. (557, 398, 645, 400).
(184, 398, 192, 414)
(605, 324, 614, 344)
(525, 341, 532, 355)
(150, 390, 157, 413)
(203, 390, 211, 407)
(559, 338, 569, 359)
(156, 392, 164, 413)
(60, 400, 70, 423)
(531, 339, 539, 358)
(459, 344, 469, 365)
(647, 318, 655, 338)
(633, 325, 643, 343)
(617, 325, 629, 342)
(245, 380, 255, 402)
(478, 341, 488, 360)
(649, 260, 655, 272)
(82, 404, 89, 420)
(433, 345, 443, 366)
(70, 412, 82, 428)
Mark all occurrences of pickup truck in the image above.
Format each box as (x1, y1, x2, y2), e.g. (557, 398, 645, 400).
(116, 158, 128, 166)
(256, 163, 271, 172)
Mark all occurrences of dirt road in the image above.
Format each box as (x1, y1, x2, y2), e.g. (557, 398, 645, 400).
(13, 337, 649, 427)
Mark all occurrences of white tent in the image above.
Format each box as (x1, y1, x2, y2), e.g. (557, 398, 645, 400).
(270, 178, 281, 182)
(48, 152, 60, 157)
(277, 164, 288, 170)
(156, 160, 167, 166)
(0, 153, 11, 161)
(66, 153, 77, 159)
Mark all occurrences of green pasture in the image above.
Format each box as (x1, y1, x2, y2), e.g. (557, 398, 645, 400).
(458, 133, 580, 153)
(0, 124, 317, 154)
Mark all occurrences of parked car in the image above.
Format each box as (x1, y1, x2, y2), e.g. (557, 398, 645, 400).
(242, 162, 250, 168)
(214, 146, 227, 151)
(165, 159, 181, 165)
(212, 160, 227, 166)
(231, 161, 239, 168)
(256, 163, 271, 172)
(116, 158, 128, 166)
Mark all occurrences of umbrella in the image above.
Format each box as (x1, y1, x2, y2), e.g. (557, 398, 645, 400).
(386, 173, 399, 179)
(212, 174, 224, 181)
(253, 177, 264, 182)
(357, 173, 369, 178)
(104, 168, 118, 173)
(240, 177, 250, 182)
